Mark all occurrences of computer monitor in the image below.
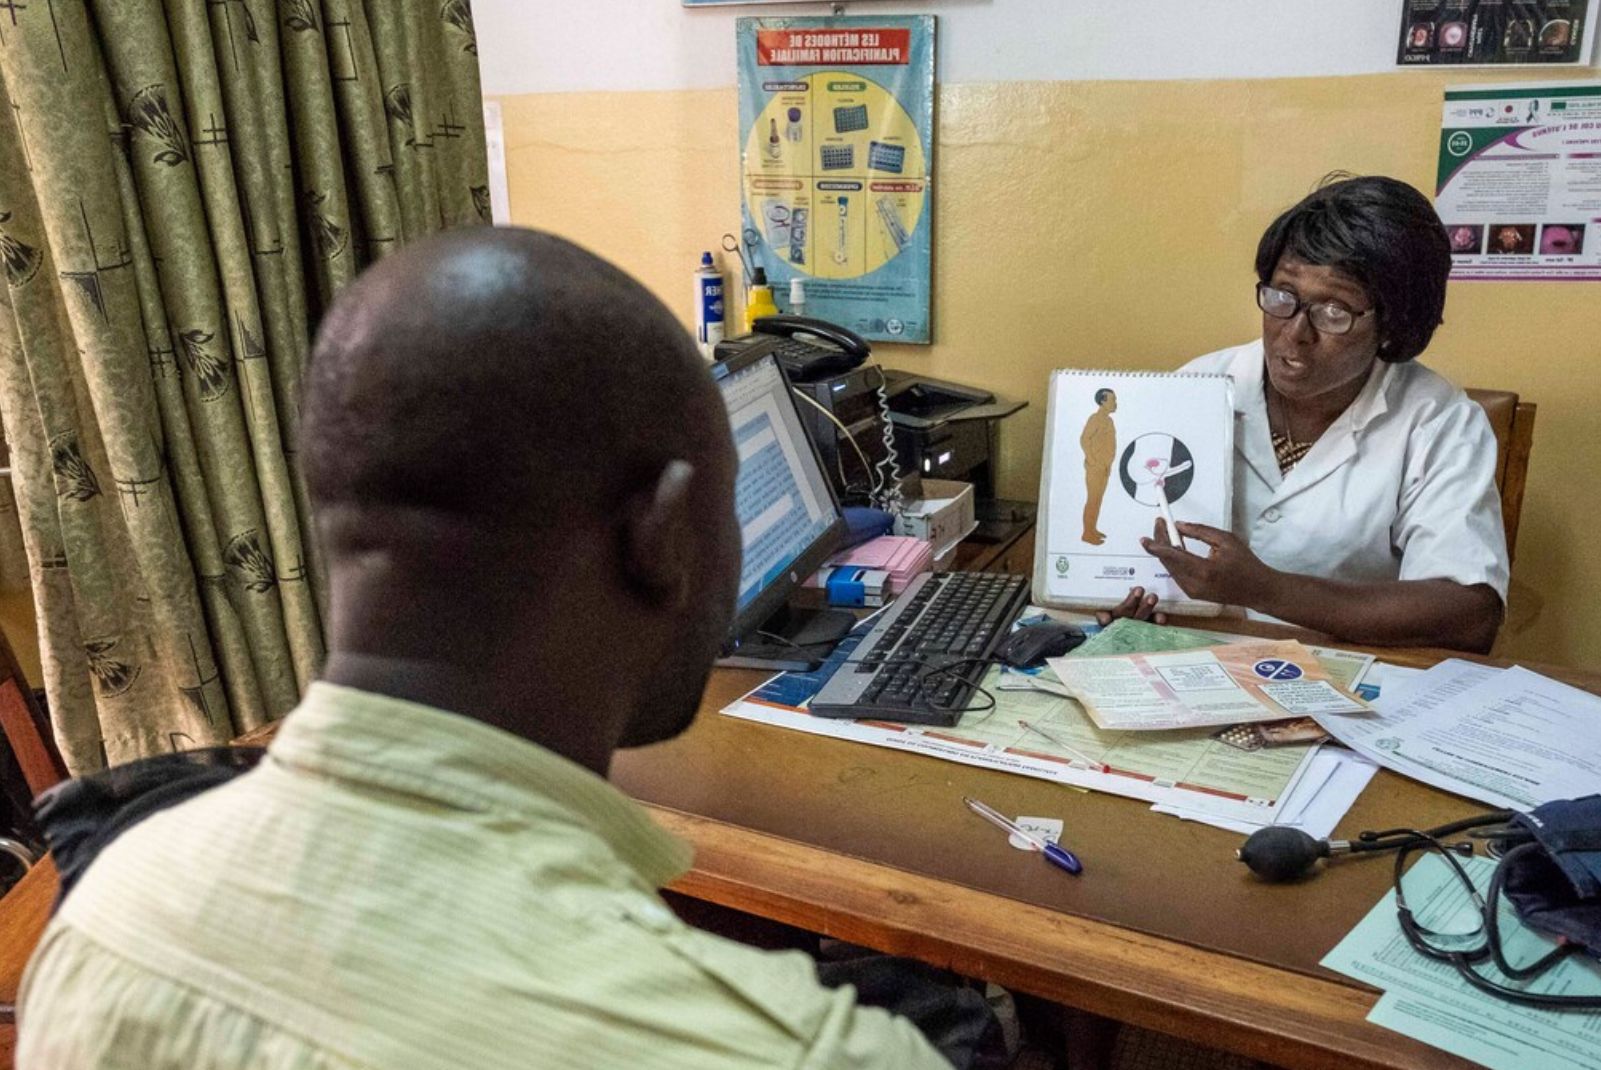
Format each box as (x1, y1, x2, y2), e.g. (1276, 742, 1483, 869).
(713, 349, 852, 669)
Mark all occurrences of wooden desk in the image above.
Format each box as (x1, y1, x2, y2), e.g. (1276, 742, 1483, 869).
(610, 636, 1601, 1070)
(1, 636, 1592, 1070)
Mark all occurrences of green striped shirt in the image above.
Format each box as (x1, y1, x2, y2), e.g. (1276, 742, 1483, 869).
(18, 683, 949, 1069)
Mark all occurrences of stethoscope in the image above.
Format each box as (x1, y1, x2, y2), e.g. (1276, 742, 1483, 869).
(1240, 814, 1601, 1009)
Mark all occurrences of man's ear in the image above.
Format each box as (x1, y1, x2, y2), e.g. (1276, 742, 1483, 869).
(622, 459, 698, 608)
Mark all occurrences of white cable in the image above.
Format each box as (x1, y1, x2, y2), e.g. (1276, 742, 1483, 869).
(791, 387, 881, 496)
(873, 381, 905, 513)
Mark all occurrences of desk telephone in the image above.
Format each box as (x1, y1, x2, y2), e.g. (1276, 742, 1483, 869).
(714, 317, 903, 509)
(714, 315, 871, 382)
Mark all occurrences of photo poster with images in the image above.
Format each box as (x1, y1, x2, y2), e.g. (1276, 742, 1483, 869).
(1436, 81, 1601, 280)
(736, 16, 934, 343)
(1397, 0, 1597, 66)
(1035, 371, 1235, 615)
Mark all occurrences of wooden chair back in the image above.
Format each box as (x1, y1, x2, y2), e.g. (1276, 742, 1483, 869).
(1465, 388, 1536, 563)
(0, 671, 62, 800)
(0, 857, 57, 1058)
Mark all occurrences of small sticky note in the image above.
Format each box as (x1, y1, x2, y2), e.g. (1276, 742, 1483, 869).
(1008, 816, 1062, 851)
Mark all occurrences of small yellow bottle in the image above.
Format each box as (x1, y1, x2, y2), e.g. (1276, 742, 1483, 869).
(744, 267, 779, 331)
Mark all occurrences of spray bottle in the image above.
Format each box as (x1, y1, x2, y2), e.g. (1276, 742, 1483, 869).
(693, 251, 724, 360)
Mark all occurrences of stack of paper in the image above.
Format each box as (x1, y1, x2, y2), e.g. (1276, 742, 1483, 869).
(724, 660, 1325, 826)
(1045, 638, 1370, 731)
(1153, 747, 1378, 840)
(1324, 853, 1601, 1070)
(1313, 659, 1601, 812)
(803, 535, 932, 594)
(1002, 619, 1382, 837)
(721, 615, 1432, 838)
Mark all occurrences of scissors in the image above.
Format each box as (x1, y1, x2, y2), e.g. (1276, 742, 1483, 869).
(720, 228, 764, 286)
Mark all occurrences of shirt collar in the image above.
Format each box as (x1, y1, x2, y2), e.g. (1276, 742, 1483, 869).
(268, 682, 692, 888)
(1229, 341, 1280, 490)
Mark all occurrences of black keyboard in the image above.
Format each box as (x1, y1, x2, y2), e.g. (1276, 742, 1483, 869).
(810, 571, 1030, 727)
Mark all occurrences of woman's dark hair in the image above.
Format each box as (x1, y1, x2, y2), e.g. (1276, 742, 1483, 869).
(1254, 174, 1451, 363)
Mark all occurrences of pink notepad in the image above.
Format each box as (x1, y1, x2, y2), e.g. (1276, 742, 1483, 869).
(805, 536, 933, 593)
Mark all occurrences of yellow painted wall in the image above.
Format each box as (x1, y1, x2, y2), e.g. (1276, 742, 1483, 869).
(494, 73, 1600, 668)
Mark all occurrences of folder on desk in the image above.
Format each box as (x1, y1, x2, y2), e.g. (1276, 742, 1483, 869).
(805, 535, 933, 594)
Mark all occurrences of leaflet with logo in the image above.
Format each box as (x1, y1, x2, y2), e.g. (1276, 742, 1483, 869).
(1047, 639, 1370, 731)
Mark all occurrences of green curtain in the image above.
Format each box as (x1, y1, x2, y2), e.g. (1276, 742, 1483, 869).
(0, 0, 489, 773)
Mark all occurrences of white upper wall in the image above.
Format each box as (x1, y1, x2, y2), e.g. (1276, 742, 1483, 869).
(477, 1, 1441, 95)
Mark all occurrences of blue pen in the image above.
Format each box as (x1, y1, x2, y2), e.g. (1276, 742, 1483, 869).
(963, 796, 1083, 876)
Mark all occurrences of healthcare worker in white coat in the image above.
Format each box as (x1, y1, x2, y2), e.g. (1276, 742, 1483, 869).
(1102, 175, 1508, 653)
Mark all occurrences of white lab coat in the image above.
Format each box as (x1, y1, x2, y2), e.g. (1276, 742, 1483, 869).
(1180, 340, 1509, 605)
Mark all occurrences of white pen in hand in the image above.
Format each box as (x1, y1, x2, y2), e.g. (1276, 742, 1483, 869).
(1140, 457, 1191, 551)
(1155, 481, 1185, 551)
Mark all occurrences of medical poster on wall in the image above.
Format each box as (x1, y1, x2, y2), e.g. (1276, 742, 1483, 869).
(1398, 0, 1596, 65)
(1436, 82, 1601, 280)
(737, 16, 934, 343)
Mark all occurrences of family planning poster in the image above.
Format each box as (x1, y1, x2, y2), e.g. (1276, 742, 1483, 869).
(736, 16, 934, 343)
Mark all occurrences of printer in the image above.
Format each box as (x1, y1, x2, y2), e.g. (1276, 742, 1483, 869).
(880, 370, 1026, 502)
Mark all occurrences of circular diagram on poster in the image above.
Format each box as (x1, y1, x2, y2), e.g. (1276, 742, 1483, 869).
(743, 71, 927, 279)
(1118, 434, 1195, 506)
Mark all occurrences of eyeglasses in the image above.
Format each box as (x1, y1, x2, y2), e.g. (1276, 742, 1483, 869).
(1256, 283, 1374, 336)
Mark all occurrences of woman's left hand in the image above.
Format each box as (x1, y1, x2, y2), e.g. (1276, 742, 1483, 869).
(1141, 521, 1279, 609)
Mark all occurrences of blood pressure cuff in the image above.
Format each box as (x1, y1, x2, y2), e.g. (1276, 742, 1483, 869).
(33, 746, 264, 911)
(1501, 794, 1601, 958)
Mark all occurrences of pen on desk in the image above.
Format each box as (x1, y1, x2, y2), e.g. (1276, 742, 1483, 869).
(963, 796, 1083, 876)
(1018, 720, 1108, 773)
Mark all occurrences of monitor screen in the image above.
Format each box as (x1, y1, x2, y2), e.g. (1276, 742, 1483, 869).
(716, 352, 845, 632)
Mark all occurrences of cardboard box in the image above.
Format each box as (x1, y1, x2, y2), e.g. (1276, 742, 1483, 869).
(894, 479, 977, 558)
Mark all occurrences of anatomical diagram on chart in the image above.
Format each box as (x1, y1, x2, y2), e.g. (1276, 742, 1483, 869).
(1040, 372, 1233, 611)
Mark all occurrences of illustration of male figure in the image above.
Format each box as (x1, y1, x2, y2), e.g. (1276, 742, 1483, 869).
(1081, 388, 1117, 545)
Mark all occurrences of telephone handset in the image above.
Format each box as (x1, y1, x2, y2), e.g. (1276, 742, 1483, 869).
(714, 315, 870, 383)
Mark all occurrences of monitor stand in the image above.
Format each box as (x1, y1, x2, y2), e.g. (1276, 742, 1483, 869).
(716, 604, 858, 672)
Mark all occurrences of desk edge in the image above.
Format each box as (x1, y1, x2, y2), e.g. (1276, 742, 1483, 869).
(647, 804, 1475, 1070)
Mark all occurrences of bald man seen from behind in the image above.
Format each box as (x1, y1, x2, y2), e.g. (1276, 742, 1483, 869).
(16, 228, 953, 1070)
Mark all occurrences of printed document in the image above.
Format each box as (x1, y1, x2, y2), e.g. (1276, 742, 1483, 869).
(721, 619, 1322, 825)
(1047, 640, 1368, 731)
(1317, 662, 1601, 811)
(1324, 854, 1601, 1070)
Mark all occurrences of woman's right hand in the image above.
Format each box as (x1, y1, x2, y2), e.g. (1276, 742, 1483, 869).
(1094, 587, 1167, 628)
